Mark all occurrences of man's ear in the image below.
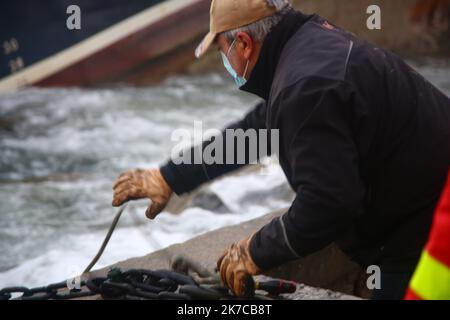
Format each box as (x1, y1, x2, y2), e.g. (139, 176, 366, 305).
(236, 32, 253, 60)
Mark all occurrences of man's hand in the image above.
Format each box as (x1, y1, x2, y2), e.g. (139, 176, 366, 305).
(217, 234, 262, 297)
(112, 169, 173, 220)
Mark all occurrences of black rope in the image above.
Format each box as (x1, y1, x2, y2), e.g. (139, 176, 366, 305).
(0, 264, 296, 300)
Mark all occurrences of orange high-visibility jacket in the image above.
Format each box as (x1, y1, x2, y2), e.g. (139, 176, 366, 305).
(405, 170, 450, 300)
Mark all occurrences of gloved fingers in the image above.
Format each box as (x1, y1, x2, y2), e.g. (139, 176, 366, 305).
(145, 201, 165, 220)
(112, 187, 145, 207)
(234, 271, 251, 297)
(113, 169, 148, 189)
(219, 253, 231, 286)
(113, 180, 134, 196)
(232, 271, 243, 297)
(216, 250, 227, 272)
(113, 175, 132, 190)
(223, 244, 238, 285)
(229, 243, 240, 261)
(225, 258, 237, 294)
(112, 190, 127, 207)
(117, 171, 130, 180)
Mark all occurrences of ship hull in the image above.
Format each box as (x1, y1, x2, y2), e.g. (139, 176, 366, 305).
(0, 0, 210, 93)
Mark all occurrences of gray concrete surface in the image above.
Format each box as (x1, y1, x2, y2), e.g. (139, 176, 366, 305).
(86, 209, 369, 300)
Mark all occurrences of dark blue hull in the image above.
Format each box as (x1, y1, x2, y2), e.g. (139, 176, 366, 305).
(1, 0, 164, 81)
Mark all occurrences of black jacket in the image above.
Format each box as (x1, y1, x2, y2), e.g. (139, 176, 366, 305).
(161, 10, 450, 273)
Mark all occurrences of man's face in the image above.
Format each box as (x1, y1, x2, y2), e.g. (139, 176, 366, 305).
(216, 33, 254, 78)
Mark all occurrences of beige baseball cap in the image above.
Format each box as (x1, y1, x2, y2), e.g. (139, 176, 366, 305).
(195, 0, 282, 58)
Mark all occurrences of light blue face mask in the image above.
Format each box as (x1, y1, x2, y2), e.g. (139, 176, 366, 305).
(221, 38, 249, 88)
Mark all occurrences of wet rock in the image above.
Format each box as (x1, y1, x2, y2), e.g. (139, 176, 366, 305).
(190, 190, 230, 213)
(239, 183, 295, 207)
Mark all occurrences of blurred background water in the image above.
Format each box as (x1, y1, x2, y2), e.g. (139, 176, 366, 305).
(0, 73, 290, 287)
(0, 60, 449, 288)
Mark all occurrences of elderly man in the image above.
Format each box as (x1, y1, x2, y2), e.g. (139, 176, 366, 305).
(112, 0, 450, 300)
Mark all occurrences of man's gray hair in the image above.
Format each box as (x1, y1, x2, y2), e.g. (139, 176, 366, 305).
(221, 0, 293, 43)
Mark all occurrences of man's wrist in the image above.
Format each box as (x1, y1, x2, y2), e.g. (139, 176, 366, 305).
(159, 162, 180, 195)
(245, 234, 263, 275)
(156, 168, 173, 195)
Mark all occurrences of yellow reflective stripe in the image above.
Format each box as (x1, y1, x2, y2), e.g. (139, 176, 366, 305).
(410, 251, 450, 300)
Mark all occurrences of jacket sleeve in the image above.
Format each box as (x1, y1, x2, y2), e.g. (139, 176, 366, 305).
(250, 77, 366, 270)
(160, 101, 272, 195)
